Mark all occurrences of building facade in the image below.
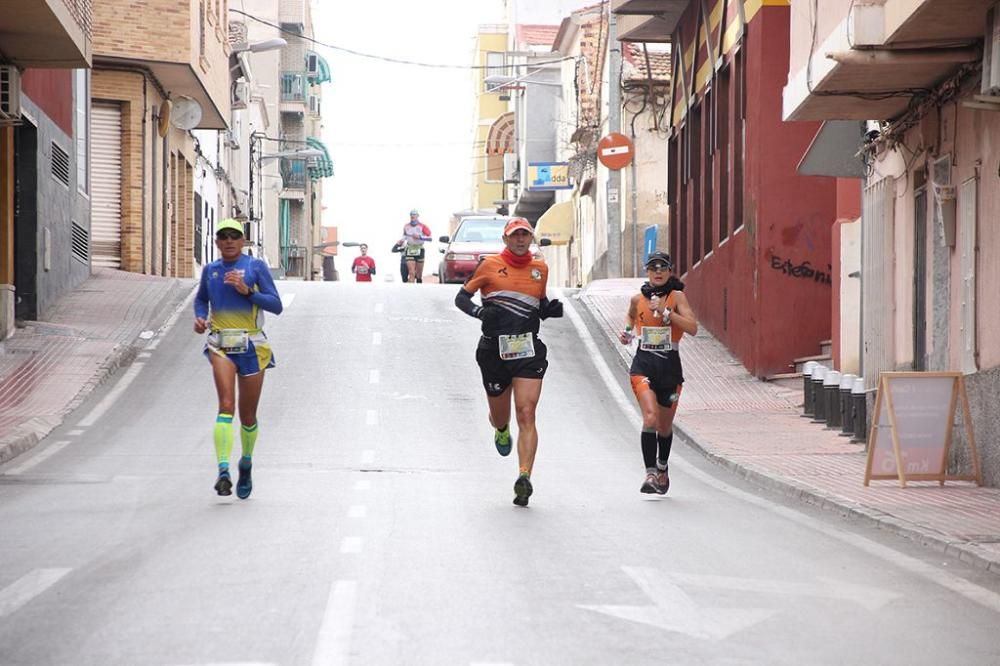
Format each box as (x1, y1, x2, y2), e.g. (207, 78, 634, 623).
(785, 0, 1000, 485)
(0, 0, 93, 339)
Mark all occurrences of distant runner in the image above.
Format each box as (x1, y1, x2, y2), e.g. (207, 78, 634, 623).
(619, 252, 697, 495)
(351, 244, 376, 282)
(193, 219, 283, 499)
(455, 218, 563, 506)
(398, 209, 432, 283)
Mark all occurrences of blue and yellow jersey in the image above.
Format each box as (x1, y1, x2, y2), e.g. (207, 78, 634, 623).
(194, 254, 283, 331)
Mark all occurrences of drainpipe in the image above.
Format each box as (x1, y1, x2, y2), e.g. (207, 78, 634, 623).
(162, 131, 169, 276)
(141, 77, 147, 274)
(151, 105, 158, 276)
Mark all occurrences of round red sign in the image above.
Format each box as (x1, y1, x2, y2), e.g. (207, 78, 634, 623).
(597, 133, 634, 170)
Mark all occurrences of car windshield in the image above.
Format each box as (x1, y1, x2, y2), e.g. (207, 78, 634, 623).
(454, 219, 505, 243)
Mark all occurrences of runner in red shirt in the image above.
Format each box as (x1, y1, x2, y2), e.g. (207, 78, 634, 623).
(351, 244, 376, 282)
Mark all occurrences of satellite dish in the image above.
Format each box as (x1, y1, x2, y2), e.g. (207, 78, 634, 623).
(170, 95, 203, 130)
(157, 99, 172, 138)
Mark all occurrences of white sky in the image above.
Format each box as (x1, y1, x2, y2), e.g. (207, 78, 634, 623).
(311, 1, 506, 276)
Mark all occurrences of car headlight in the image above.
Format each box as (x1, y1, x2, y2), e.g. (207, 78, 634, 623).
(446, 253, 476, 261)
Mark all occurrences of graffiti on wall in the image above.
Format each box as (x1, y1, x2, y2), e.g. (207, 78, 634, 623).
(768, 253, 832, 285)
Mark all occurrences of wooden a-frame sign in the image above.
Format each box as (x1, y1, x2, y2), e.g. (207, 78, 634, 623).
(864, 372, 982, 487)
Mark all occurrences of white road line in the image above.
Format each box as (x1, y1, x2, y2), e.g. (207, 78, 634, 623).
(355, 479, 372, 491)
(78, 362, 146, 427)
(562, 294, 1000, 616)
(365, 409, 378, 426)
(340, 537, 363, 554)
(137, 352, 152, 359)
(311, 580, 357, 666)
(281, 293, 296, 308)
(174, 662, 277, 666)
(5, 440, 71, 475)
(360, 450, 375, 465)
(372, 332, 382, 345)
(375, 303, 384, 313)
(471, 663, 515, 666)
(369, 369, 380, 385)
(66, 429, 84, 436)
(348, 505, 367, 519)
(0, 568, 72, 618)
(147, 287, 197, 351)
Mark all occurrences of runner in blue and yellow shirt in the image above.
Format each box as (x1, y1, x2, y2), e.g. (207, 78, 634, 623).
(194, 219, 283, 499)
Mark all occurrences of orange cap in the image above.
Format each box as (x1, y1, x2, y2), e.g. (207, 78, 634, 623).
(503, 217, 534, 236)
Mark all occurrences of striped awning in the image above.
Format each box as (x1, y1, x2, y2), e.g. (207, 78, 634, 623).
(486, 112, 515, 155)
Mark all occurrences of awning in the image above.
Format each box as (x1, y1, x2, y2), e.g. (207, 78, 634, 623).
(535, 200, 574, 245)
(797, 121, 866, 178)
(307, 51, 332, 85)
(306, 137, 334, 179)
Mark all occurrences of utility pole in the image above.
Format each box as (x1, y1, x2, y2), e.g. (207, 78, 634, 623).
(606, 11, 623, 279)
(304, 166, 313, 281)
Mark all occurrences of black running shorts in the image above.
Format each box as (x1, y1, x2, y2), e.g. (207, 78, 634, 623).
(475, 338, 548, 397)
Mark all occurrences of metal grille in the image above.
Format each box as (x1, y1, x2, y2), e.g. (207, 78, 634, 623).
(51, 142, 70, 186)
(71, 220, 89, 263)
(862, 177, 895, 390)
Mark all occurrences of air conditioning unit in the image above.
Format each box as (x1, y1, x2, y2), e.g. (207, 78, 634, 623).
(308, 94, 321, 116)
(232, 81, 250, 110)
(983, 3, 1000, 94)
(503, 153, 519, 183)
(0, 65, 22, 123)
(306, 53, 320, 76)
(224, 129, 240, 150)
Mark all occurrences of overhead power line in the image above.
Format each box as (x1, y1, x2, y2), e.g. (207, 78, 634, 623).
(230, 9, 577, 70)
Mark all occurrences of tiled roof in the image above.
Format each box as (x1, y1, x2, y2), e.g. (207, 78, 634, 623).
(516, 24, 560, 47)
(624, 43, 671, 82)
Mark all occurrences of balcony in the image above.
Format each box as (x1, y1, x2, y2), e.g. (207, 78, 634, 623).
(784, 0, 994, 121)
(0, 0, 92, 68)
(92, 0, 229, 127)
(611, 0, 686, 43)
(280, 72, 307, 113)
(280, 159, 306, 190)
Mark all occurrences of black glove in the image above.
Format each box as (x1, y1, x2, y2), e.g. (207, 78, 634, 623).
(540, 298, 563, 320)
(476, 305, 502, 328)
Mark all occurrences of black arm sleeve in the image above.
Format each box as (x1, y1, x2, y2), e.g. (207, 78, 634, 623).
(455, 288, 481, 319)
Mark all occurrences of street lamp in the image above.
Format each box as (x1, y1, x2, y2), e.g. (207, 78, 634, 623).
(232, 38, 288, 53)
(484, 74, 563, 92)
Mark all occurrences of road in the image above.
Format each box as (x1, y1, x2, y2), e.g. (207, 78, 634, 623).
(1, 282, 999, 665)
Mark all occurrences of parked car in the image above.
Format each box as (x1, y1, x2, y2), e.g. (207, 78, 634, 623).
(437, 216, 549, 284)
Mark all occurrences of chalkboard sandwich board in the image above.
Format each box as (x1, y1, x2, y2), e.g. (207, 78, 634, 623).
(864, 372, 981, 487)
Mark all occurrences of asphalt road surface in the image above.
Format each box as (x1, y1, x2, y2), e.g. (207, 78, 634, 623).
(1, 282, 999, 665)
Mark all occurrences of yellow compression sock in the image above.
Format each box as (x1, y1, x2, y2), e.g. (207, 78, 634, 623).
(240, 422, 259, 459)
(214, 413, 234, 468)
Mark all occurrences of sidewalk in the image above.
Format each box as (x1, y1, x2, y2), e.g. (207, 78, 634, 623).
(578, 279, 1000, 576)
(0, 269, 195, 465)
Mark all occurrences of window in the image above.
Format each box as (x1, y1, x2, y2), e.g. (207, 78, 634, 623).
(486, 153, 504, 181)
(75, 69, 88, 194)
(485, 52, 505, 91)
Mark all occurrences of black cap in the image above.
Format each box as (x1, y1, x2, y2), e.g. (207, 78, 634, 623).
(644, 252, 674, 270)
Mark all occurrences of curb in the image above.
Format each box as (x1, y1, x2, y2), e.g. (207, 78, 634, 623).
(574, 291, 1000, 577)
(0, 280, 195, 466)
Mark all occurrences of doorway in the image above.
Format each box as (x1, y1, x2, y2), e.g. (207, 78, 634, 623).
(13, 121, 38, 322)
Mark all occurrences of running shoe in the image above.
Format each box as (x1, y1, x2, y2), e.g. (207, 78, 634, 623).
(640, 471, 659, 494)
(236, 457, 253, 499)
(513, 474, 533, 507)
(214, 469, 233, 496)
(494, 427, 512, 457)
(655, 469, 670, 495)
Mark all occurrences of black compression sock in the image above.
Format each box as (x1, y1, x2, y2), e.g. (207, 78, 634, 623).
(641, 430, 657, 470)
(657, 432, 673, 469)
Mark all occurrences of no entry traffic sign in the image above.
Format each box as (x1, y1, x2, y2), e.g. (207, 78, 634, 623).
(597, 132, 634, 170)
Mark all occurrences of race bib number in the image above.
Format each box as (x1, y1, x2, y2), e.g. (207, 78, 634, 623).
(357, 265, 369, 274)
(217, 329, 249, 354)
(639, 326, 673, 352)
(404, 244, 422, 257)
(499, 333, 535, 360)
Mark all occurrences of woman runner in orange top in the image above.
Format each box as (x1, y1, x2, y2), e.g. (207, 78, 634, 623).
(619, 251, 698, 495)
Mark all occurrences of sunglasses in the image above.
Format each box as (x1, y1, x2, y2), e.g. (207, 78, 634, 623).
(217, 231, 243, 241)
(646, 263, 671, 272)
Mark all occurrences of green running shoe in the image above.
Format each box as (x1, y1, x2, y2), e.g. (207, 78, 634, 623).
(494, 426, 512, 457)
(513, 474, 533, 507)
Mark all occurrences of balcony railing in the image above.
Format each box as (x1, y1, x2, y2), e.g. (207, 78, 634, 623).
(281, 72, 307, 102)
(280, 158, 306, 189)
